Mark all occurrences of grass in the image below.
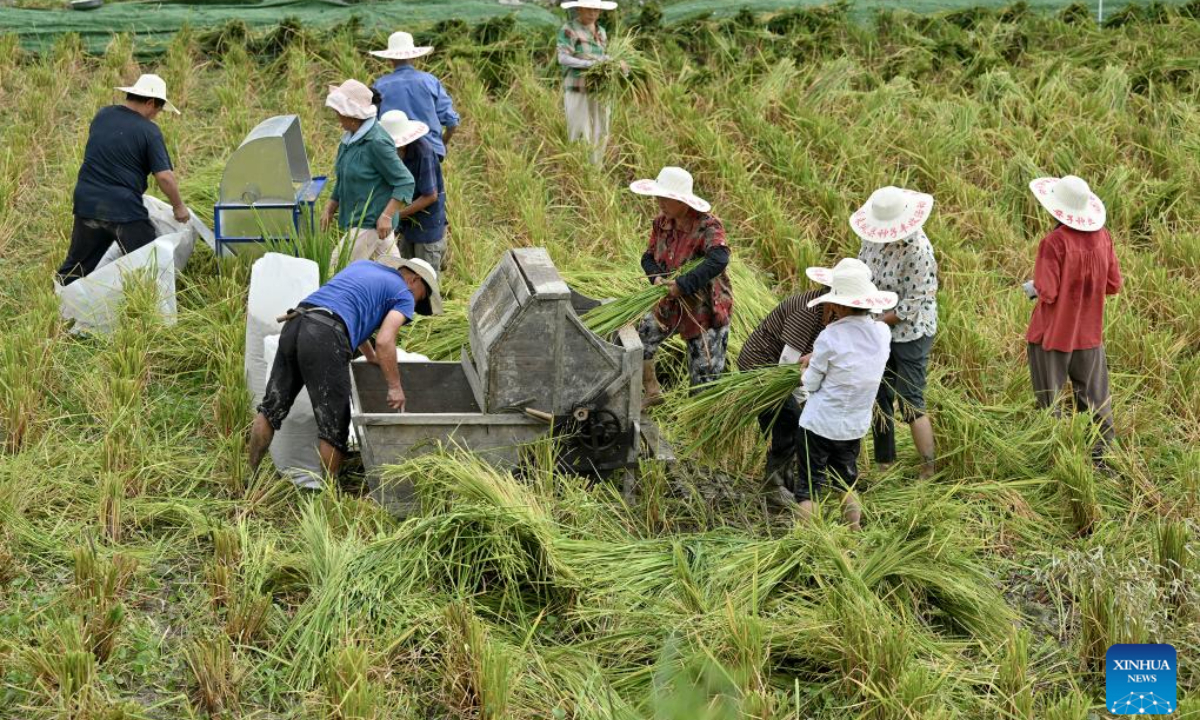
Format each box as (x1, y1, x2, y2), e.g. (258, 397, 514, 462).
(2, 3, 1200, 718)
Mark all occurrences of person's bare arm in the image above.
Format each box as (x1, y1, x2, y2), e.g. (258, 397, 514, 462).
(376, 198, 406, 239)
(441, 126, 456, 146)
(374, 310, 409, 411)
(153, 170, 189, 223)
(358, 340, 377, 364)
(321, 200, 339, 232)
(398, 192, 438, 219)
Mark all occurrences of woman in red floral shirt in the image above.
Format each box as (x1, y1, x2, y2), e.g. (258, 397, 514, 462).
(1026, 175, 1122, 467)
(629, 167, 734, 406)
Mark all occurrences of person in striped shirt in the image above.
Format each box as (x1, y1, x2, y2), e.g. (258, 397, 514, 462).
(737, 290, 830, 505)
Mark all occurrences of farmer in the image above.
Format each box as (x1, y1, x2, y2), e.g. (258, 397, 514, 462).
(797, 258, 897, 529)
(631, 166, 733, 406)
(557, 0, 618, 165)
(853, 186, 939, 479)
(1026, 175, 1122, 468)
(56, 74, 190, 285)
(737, 284, 832, 504)
(249, 257, 443, 481)
(321, 80, 415, 266)
(370, 31, 460, 161)
(379, 110, 448, 273)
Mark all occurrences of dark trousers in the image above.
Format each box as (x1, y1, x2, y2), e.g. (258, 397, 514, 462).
(795, 427, 861, 503)
(757, 395, 802, 489)
(873, 335, 933, 464)
(56, 216, 158, 285)
(257, 312, 353, 453)
(1028, 342, 1115, 454)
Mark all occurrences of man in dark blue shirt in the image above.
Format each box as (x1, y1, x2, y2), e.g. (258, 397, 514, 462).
(370, 31, 460, 160)
(250, 257, 443, 482)
(57, 74, 190, 285)
(380, 110, 448, 272)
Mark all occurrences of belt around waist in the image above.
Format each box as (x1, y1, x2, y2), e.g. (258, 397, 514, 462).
(295, 304, 349, 339)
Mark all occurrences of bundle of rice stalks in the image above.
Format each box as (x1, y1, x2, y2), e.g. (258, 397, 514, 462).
(582, 33, 656, 102)
(669, 365, 803, 457)
(580, 260, 701, 337)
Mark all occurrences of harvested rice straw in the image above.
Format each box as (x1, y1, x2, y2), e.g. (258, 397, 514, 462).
(581, 33, 656, 102)
(670, 365, 803, 456)
(581, 259, 702, 337)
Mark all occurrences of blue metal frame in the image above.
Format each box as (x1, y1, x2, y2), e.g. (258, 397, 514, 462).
(214, 175, 329, 258)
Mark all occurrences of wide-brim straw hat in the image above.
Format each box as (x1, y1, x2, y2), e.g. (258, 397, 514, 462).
(805, 258, 897, 311)
(1029, 175, 1106, 231)
(629, 166, 711, 213)
(326, 79, 376, 121)
(849, 186, 934, 243)
(379, 256, 443, 316)
(115, 73, 179, 114)
(379, 110, 429, 147)
(562, 0, 618, 9)
(370, 31, 434, 61)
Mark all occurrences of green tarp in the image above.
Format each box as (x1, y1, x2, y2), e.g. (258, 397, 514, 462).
(0, 0, 559, 54)
(0, 0, 1188, 55)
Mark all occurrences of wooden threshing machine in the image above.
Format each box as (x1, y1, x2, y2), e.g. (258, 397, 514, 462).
(350, 248, 669, 515)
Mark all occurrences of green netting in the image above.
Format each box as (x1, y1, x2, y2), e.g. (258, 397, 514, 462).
(0, 0, 1189, 55)
(0, 0, 559, 54)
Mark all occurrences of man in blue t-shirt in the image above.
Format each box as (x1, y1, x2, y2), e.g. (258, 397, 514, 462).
(56, 74, 191, 285)
(369, 32, 460, 160)
(379, 111, 448, 272)
(249, 257, 444, 481)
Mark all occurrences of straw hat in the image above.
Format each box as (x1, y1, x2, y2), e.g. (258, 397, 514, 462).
(629, 167, 711, 213)
(325, 79, 376, 121)
(379, 110, 430, 147)
(562, 0, 618, 9)
(115, 74, 179, 114)
(379, 256, 443, 316)
(370, 31, 434, 61)
(1029, 175, 1106, 231)
(805, 258, 897, 311)
(849, 186, 934, 244)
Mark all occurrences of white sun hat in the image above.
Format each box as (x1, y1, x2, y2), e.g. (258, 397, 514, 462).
(562, 0, 618, 9)
(325, 79, 376, 121)
(370, 31, 434, 61)
(379, 110, 430, 148)
(115, 73, 179, 114)
(379, 256, 443, 316)
(805, 258, 898, 311)
(629, 167, 711, 213)
(804, 257, 873, 287)
(849, 186, 934, 244)
(1029, 175, 1106, 231)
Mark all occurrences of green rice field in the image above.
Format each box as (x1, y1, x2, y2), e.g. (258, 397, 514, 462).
(1, 3, 1199, 718)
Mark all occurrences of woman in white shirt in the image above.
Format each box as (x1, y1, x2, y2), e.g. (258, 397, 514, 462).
(797, 259, 897, 530)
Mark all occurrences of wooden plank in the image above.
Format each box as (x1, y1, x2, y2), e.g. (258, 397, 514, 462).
(512, 247, 569, 298)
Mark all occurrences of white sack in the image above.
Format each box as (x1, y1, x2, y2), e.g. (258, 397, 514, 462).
(262, 334, 323, 488)
(57, 238, 177, 335)
(245, 253, 320, 404)
(95, 195, 211, 271)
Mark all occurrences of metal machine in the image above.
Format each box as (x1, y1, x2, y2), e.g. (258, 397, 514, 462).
(214, 115, 327, 257)
(350, 248, 669, 515)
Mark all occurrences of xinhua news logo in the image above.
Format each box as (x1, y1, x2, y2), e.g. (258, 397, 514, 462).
(1106, 644, 1177, 715)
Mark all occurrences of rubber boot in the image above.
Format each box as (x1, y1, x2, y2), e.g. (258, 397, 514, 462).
(642, 359, 663, 409)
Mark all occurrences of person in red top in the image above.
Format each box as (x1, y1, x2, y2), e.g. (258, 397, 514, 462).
(1025, 175, 1122, 466)
(629, 167, 734, 406)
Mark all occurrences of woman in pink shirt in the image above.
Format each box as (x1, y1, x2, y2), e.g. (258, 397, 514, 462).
(1026, 175, 1122, 467)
